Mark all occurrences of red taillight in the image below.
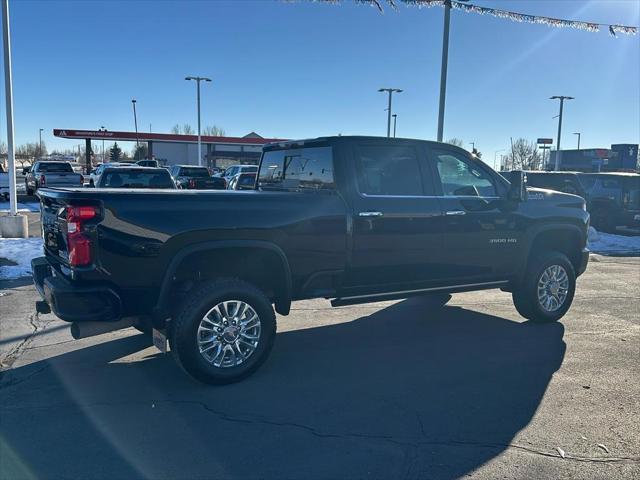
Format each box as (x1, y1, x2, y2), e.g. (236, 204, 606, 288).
(40, 174, 46, 185)
(189, 178, 196, 188)
(66, 206, 98, 266)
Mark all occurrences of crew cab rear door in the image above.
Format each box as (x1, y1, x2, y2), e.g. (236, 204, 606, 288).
(345, 141, 445, 291)
(426, 146, 520, 282)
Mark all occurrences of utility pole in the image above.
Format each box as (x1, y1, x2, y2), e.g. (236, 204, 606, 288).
(2, 0, 17, 217)
(131, 99, 139, 148)
(392, 114, 397, 138)
(550, 95, 574, 170)
(494, 149, 505, 171)
(378, 88, 402, 138)
(185, 75, 212, 166)
(99, 126, 106, 163)
(573, 132, 581, 150)
(38, 128, 43, 159)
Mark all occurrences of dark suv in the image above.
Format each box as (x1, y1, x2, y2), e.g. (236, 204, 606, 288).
(577, 173, 640, 232)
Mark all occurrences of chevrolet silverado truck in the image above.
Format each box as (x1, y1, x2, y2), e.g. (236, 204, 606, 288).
(32, 136, 589, 385)
(25, 161, 84, 195)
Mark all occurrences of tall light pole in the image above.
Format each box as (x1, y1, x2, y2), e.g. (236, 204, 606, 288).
(494, 149, 505, 170)
(38, 128, 43, 159)
(550, 95, 574, 171)
(436, 0, 470, 142)
(392, 114, 397, 138)
(378, 87, 402, 138)
(573, 132, 581, 150)
(185, 75, 212, 166)
(131, 99, 139, 148)
(2, 0, 18, 217)
(469, 141, 475, 151)
(99, 126, 106, 163)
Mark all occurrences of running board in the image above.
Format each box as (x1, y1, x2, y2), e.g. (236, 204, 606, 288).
(331, 281, 509, 307)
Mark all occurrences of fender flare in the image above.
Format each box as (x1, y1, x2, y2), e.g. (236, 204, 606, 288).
(153, 240, 292, 322)
(517, 223, 586, 281)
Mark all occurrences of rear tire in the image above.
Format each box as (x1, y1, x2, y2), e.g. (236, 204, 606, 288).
(512, 251, 576, 323)
(170, 278, 276, 385)
(591, 207, 615, 233)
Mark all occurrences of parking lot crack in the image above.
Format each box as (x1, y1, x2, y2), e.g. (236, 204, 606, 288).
(0, 313, 54, 377)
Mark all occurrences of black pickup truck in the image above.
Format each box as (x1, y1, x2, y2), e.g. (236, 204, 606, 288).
(32, 136, 589, 384)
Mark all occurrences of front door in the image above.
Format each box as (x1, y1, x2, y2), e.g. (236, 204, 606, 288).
(346, 141, 445, 292)
(427, 147, 521, 282)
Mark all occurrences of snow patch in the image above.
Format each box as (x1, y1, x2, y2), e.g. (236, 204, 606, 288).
(0, 202, 40, 213)
(588, 227, 640, 256)
(0, 238, 43, 279)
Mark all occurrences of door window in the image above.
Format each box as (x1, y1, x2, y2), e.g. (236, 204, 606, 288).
(355, 145, 424, 196)
(258, 146, 334, 191)
(434, 151, 497, 197)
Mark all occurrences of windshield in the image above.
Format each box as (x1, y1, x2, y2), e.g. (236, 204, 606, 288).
(179, 167, 210, 177)
(258, 146, 334, 191)
(100, 170, 174, 188)
(37, 162, 73, 173)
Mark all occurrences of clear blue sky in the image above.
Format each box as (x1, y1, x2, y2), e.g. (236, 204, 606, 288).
(1, 0, 638, 166)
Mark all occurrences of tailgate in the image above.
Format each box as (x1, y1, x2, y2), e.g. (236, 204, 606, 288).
(45, 173, 82, 186)
(40, 194, 70, 262)
(196, 177, 222, 189)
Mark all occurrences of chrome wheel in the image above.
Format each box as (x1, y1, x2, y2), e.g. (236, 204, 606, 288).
(537, 265, 569, 312)
(197, 300, 261, 368)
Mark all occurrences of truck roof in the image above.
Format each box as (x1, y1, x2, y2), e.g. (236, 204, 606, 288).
(263, 135, 467, 151)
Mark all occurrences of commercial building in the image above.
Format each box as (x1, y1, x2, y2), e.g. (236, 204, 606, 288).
(53, 129, 286, 172)
(548, 144, 638, 172)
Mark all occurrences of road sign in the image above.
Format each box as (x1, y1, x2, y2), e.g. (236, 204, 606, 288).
(537, 138, 553, 145)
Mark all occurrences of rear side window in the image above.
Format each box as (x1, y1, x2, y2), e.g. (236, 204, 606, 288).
(37, 163, 73, 173)
(259, 146, 334, 191)
(355, 145, 423, 196)
(101, 170, 174, 188)
(433, 151, 496, 197)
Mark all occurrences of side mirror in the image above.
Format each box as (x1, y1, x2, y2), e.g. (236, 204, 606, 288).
(507, 171, 528, 202)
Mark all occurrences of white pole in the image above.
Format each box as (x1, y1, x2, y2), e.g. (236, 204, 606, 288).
(197, 79, 202, 166)
(436, 0, 451, 142)
(2, 0, 17, 216)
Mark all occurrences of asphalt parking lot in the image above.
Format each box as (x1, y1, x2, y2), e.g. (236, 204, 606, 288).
(0, 255, 638, 480)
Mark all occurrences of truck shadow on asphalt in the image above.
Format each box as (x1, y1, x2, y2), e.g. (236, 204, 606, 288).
(1, 298, 565, 480)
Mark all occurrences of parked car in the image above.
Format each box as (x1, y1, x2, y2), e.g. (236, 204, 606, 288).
(502, 171, 587, 198)
(25, 161, 84, 195)
(220, 164, 258, 183)
(88, 162, 128, 187)
(33, 136, 589, 385)
(0, 164, 8, 200)
(93, 166, 176, 189)
(169, 165, 226, 189)
(227, 172, 257, 190)
(136, 159, 159, 168)
(577, 172, 640, 232)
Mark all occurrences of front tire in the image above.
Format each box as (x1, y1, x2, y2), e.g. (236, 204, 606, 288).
(512, 251, 576, 323)
(170, 278, 276, 385)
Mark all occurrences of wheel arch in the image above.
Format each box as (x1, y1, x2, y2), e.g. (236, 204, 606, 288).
(153, 240, 292, 323)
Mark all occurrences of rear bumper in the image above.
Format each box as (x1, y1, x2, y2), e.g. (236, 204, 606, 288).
(31, 256, 122, 322)
(577, 248, 589, 277)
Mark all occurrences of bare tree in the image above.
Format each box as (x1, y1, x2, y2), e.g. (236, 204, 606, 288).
(505, 138, 543, 171)
(202, 125, 226, 136)
(446, 138, 464, 148)
(171, 124, 182, 135)
(182, 124, 194, 135)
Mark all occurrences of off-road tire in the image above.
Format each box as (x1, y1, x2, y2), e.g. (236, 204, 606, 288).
(170, 278, 276, 385)
(512, 251, 576, 323)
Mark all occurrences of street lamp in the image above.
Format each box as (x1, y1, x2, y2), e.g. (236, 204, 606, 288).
(185, 75, 212, 166)
(550, 95, 574, 170)
(573, 132, 581, 150)
(469, 141, 475, 151)
(378, 88, 402, 138)
(494, 149, 505, 170)
(38, 128, 43, 159)
(436, 0, 470, 142)
(392, 114, 398, 138)
(131, 99, 139, 148)
(99, 126, 106, 163)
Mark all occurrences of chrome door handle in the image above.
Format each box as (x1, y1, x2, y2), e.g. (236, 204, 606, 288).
(358, 211, 384, 217)
(445, 210, 466, 216)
